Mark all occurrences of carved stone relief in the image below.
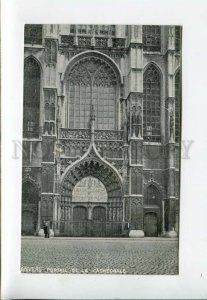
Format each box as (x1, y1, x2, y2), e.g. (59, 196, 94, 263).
(60, 128, 124, 141)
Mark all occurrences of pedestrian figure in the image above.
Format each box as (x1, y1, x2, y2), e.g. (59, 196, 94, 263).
(43, 222, 47, 238)
(46, 221, 50, 238)
(43, 221, 50, 238)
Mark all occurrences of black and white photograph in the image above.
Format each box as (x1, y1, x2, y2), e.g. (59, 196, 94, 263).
(2, 0, 207, 299)
(21, 24, 181, 275)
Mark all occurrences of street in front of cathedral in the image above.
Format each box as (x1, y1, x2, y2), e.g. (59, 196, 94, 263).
(21, 237, 178, 275)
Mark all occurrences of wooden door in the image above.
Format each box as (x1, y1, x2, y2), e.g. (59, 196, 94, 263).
(72, 206, 87, 236)
(92, 206, 106, 237)
(144, 212, 158, 237)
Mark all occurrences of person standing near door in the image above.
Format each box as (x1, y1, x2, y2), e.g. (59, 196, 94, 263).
(46, 221, 50, 238)
(43, 222, 48, 238)
(43, 221, 50, 238)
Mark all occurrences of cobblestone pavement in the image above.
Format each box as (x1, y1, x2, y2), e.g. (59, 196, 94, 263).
(21, 237, 178, 275)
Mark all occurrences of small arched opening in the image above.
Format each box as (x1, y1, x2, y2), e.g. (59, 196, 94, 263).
(143, 184, 162, 236)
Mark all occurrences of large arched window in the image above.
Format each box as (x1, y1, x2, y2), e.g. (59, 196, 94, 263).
(175, 70, 181, 142)
(67, 57, 118, 130)
(144, 184, 161, 206)
(23, 57, 41, 138)
(143, 65, 161, 142)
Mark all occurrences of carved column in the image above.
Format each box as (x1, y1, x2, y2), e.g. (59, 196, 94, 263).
(37, 199, 41, 233)
(88, 203, 93, 220)
(125, 28, 144, 237)
(164, 26, 177, 237)
(57, 95, 64, 139)
(166, 143, 176, 235)
(162, 200, 165, 235)
(128, 97, 144, 237)
(129, 196, 144, 237)
(122, 142, 129, 195)
(58, 200, 62, 234)
(53, 195, 61, 236)
(53, 149, 62, 235)
(45, 39, 58, 87)
(166, 97, 175, 143)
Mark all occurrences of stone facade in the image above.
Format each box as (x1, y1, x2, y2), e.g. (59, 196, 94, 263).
(22, 25, 181, 237)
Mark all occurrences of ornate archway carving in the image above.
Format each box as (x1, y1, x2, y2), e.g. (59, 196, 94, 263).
(63, 50, 123, 84)
(72, 176, 107, 203)
(59, 139, 124, 229)
(60, 142, 123, 199)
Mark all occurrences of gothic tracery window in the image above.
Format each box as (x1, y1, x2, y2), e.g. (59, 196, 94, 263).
(143, 26, 161, 52)
(143, 65, 161, 142)
(175, 70, 181, 142)
(23, 57, 41, 138)
(67, 57, 118, 130)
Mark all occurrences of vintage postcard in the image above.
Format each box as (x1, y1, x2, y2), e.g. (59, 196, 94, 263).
(21, 24, 181, 275)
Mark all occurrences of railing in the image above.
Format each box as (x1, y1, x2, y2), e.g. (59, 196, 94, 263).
(143, 135, 161, 143)
(60, 35, 126, 49)
(60, 128, 124, 141)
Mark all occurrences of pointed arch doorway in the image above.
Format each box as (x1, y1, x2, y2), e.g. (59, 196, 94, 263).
(60, 157, 124, 237)
(143, 184, 162, 237)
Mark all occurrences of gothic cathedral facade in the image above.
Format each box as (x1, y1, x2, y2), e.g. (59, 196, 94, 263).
(22, 25, 181, 237)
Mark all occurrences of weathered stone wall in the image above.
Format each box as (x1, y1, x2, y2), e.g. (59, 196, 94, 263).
(22, 25, 181, 236)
